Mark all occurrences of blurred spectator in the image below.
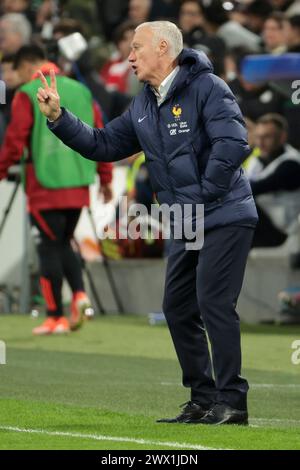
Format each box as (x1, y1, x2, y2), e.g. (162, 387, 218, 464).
(262, 11, 286, 53)
(0, 0, 35, 25)
(128, 0, 151, 24)
(0, 12, 32, 54)
(58, 0, 100, 38)
(1, 0, 30, 14)
(242, 117, 261, 171)
(250, 13, 300, 148)
(178, 0, 204, 37)
(52, 18, 85, 40)
(97, 0, 180, 32)
(149, 0, 180, 21)
(270, 0, 296, 12)
(126, 153, 154, 211)
(102, 152, 164, 260)
(0, 54, 21, 140)
(35, 0, 56, 30)
(0, 53, 20, 90)
(0, 113, 5, 145)
(229, 2, 248, 26)
(100, 20, 138, 94)
(247, 113, 300, 247)
(53, 19, 132, 121)
(227, 47, 283, 121)
(244, 0, 274, 35)
(0, 44, 113, 334)
(286, 1, 300, 16)
(95, 0, 129, 41)
(283, 14, 300, 52)
(178, 0, 226, 76)
(199, 0, 262, 51)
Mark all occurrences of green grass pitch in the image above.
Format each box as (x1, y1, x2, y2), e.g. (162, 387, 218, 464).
(0, 314, 300, 450)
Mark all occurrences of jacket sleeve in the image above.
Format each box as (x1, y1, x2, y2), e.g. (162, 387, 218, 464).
(47, 100, 142, 163)
(0, 92, 33, 179)
(92, 101, 113, 185)
(200, 75, 250, 202)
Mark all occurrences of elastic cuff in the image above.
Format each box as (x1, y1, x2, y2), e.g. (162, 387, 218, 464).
(47, 108, 65, 128)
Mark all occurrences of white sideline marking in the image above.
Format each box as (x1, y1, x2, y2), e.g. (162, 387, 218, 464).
(252, 418, 300, 426)
(160, 382, 300, 389)
(252, 384, 300, 389)
(0, 425, 220, 450)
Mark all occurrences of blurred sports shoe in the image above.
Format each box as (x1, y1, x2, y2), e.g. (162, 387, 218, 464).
(32, 316, 70, 335)
(53, 316, 70, 334)
(70, 291, 93, 331)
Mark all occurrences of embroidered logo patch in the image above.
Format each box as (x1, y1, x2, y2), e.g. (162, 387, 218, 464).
(172, 105, 182, 119)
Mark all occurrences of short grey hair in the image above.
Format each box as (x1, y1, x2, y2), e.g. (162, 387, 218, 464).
(0, 13, 32, 44)
(136, 21, 183, 59)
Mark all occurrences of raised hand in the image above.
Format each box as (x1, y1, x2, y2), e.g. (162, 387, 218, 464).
(37, 69, 61, 121)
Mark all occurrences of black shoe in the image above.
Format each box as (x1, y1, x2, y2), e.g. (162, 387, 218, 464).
(199, 403, 248, 425)
(156, 401, 209, 424)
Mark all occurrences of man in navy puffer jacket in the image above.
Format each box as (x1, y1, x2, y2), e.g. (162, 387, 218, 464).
(37, 21, 258, 425)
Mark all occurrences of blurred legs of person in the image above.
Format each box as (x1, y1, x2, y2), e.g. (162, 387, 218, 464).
(31, 209, 92, 335)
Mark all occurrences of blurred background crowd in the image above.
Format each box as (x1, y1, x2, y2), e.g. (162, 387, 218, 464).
(1, 0, 300, 323)
(1, 2, 300, 175)
(0, 0, 300, 138)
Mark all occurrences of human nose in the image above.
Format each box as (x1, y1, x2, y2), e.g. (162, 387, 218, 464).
(128, 50, 136, 63)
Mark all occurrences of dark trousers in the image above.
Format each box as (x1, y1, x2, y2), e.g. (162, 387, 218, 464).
(162, 225, 254, 411)
(30, 209, 84, 317)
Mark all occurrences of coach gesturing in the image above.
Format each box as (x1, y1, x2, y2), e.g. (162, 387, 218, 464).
(37, 21, 258, 425)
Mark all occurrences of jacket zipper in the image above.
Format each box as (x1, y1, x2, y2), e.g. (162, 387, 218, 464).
(155, 102, 178, 205)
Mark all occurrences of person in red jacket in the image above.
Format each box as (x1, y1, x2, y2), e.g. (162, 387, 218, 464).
(100, 20, 136, 94)
(0, 45, 113, 335)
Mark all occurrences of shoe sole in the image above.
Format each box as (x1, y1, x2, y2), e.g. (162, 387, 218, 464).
(157, 414, 208, 424)
(32, 331, 53, 336)
(52, 329, 70, 335)
(70, 301, 91, 331)
(32, 330, 70, 336)
(199, 417, 249, 426)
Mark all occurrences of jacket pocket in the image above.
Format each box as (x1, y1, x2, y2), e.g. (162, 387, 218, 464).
(190, 142, 203, 186)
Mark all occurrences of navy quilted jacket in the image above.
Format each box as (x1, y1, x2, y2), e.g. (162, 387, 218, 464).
(48, 48, 258, 231)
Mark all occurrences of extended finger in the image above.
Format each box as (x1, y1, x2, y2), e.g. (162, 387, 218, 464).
(50, 69, 57, 91)
(38, 70, 49, 89)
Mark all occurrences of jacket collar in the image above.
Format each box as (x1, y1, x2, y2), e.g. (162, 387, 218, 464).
(145, 48, 213, 101)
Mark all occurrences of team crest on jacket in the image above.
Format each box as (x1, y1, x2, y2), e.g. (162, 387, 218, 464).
(168, 104, 190, 136)
(172, 105, 182, 119)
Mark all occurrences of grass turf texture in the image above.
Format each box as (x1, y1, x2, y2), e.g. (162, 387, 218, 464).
(0, 315, 300, 450)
